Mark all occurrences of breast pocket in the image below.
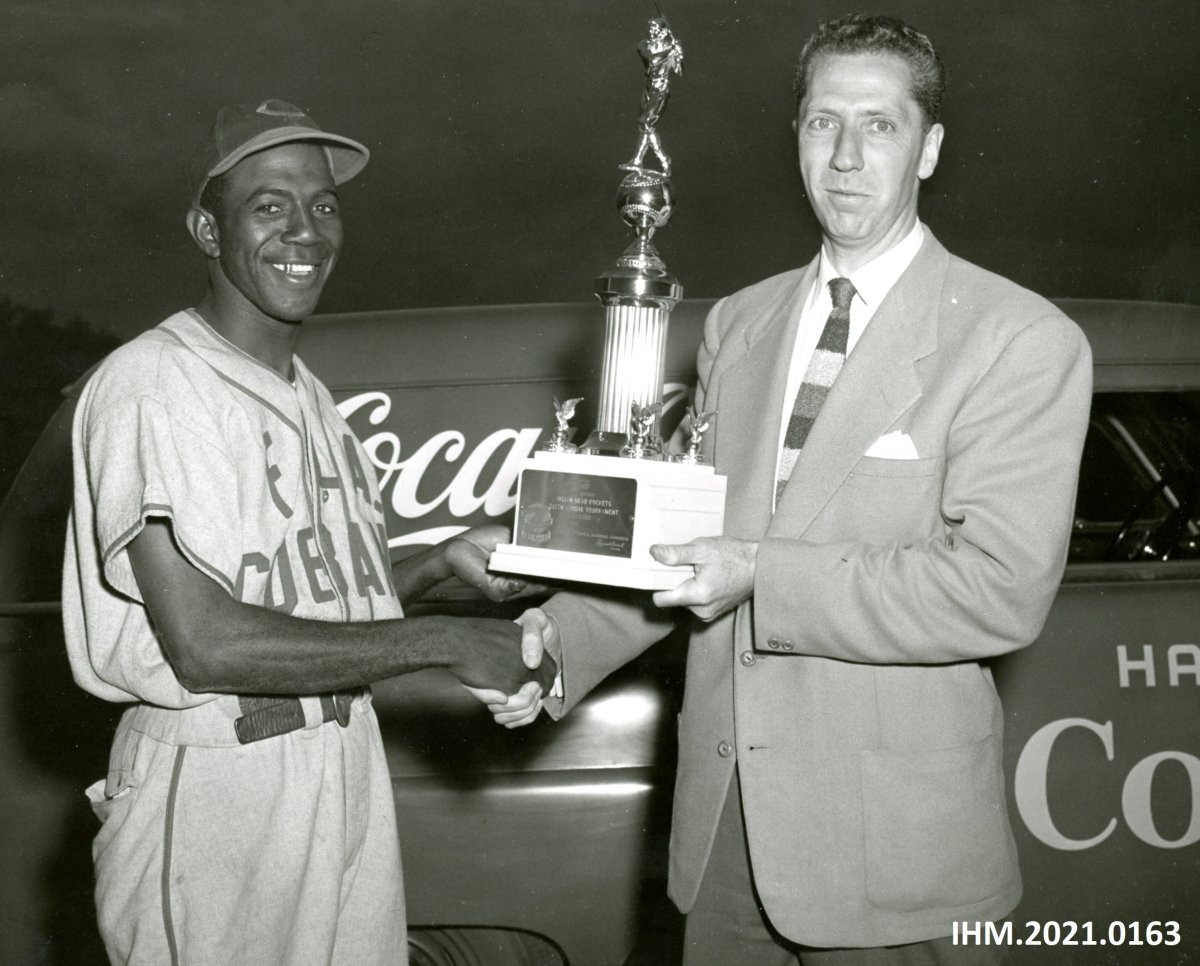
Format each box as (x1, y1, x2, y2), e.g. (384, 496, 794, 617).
(811, 456, 944, 544)
(850, 455, 941, 478)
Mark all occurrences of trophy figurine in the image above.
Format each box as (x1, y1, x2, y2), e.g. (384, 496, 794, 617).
(540, 397, 584, 453)
(583, 14, 684, 456)
(619, 402, 663, 459)
(489, 12, 726, 590)
(669, 407, 716, 465)
(620, 16, 683, 176)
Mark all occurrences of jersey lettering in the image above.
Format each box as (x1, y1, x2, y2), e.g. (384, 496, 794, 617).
(297, 526, 336, 603)
(348, 522, 386, 597)
(236, 545, 299, 614)
(343, 433, 379, 510)
(316, 523, 349, 597)
(263, 431, 294, 518)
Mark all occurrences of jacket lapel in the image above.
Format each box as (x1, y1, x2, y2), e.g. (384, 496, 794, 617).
(770, 232, 947, 536)
(713, 261, 817, 540)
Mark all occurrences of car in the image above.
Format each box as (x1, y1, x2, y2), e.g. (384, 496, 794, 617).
(1, 296, 1197, 965)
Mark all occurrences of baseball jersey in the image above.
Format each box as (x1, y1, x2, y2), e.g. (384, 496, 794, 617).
(63, 309, 403, 710)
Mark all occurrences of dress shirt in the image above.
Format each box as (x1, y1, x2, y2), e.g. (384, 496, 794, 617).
(774, 222, 926, 491)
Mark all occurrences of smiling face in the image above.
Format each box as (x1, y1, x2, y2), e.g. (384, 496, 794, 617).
(796, 51, 943, 272)
(191, 141, 343, 326)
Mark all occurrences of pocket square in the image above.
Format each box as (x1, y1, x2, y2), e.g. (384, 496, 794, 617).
(865, 430, 919, 459)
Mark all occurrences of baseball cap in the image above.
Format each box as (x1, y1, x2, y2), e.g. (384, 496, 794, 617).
(189, 98, 370, 206)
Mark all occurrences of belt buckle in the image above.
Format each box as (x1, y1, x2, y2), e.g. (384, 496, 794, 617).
(320, 691, 354, 728)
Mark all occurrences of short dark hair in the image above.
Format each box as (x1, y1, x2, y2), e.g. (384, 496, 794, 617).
(792, 14, 946, 127)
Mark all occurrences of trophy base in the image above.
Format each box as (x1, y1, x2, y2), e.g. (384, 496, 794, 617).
(489, 451, 727, 591)
(488, 544, 695, 591)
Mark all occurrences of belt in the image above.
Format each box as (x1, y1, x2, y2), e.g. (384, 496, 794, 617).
(234, 690, 357, 745)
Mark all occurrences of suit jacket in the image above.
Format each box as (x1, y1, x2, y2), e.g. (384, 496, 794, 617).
(543, 230, 1093, 947)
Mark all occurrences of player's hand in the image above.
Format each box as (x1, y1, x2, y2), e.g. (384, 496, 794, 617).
(464, 607, 562, 728)
(444, 525, 549, 602)
(444, 617, 558, 695)
(650, 537, 758, 622)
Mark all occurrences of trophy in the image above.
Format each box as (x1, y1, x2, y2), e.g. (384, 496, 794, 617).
(490, 12, 727, 590)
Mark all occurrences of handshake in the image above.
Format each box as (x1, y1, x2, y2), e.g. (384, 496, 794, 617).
(461, 607, 561, 729)
(440, 523, 758, 728)
(427, 525, 559, 728)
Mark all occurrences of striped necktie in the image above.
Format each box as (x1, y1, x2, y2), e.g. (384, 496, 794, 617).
(776, 276, 856, 503)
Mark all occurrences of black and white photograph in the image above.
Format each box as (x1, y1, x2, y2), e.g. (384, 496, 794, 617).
(1, 2, 1197, 965)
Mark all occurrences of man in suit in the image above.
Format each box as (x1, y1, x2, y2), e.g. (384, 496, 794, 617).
(479, 14, 1092, 964)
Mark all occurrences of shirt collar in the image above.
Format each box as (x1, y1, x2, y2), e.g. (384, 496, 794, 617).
(818, 221, 925, 309)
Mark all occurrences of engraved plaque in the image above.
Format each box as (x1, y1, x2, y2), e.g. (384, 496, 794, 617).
(515, 470, 636, 558)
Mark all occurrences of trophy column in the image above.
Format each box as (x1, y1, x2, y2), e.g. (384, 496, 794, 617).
(583, 171, 682, 456)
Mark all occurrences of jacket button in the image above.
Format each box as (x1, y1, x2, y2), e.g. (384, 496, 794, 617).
(781, 640, 794, 651)
(766, 638, 780, 649)
(717, 740, 734, 758)
(739, 650, 756, 667)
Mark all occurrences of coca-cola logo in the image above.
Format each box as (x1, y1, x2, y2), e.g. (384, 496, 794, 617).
(1012, 644, 1200, 852)
(338, 391, 542, 548)
(337, 384, 691, 549)
(1015, 716, 1200, 850)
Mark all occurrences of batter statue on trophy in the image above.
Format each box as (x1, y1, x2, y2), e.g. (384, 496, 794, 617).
(620, 16, 683, 176)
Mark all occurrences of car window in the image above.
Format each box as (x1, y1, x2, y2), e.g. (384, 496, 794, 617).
(1070, 390, 1200, 563)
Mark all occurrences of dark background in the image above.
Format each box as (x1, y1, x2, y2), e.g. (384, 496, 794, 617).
(2, 0, 1198, 489)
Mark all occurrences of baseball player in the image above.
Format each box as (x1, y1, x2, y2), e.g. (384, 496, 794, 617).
(62, 99, 555, 966)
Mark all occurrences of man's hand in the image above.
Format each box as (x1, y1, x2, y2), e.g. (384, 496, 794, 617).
(515, 606, 561, 675)
(465, 607, 562, 728)
(650, 536, 758, 621)
(444, 525, 548, 602)
(444, 616, 558, 695)
(465, 680, 544, 728)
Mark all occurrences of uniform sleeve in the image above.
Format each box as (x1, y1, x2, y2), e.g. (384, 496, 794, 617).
(84, 390, 241, 601)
